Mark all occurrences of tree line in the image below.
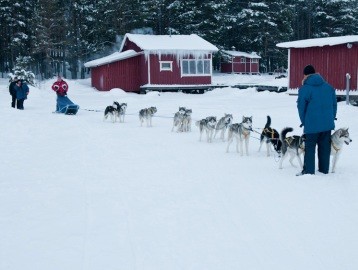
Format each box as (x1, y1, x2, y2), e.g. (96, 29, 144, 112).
(0, 0, 357, 80)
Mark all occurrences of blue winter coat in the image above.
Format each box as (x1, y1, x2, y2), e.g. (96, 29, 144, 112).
(14, 83, 29, 100)
(297, 74, 337, 134)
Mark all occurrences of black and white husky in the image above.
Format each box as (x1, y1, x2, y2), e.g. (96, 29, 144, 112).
(258, 115, 282, 157)
(172, 107, 186, 132)
(214, 114, 233, 141)
(118, 103, 127, 122)
(139, 106, 157, 127)
(226, 116, 253, 155)
(195, 116, 217, 142)
(103, 101, 120, 123)
(278, 127, 305, 169)
(330, 128, 352, 173)
(182, 109, 192, 132)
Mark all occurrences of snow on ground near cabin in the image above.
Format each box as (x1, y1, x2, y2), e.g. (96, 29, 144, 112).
(212, 72, 288, 87)
(1, 73, 358, 270)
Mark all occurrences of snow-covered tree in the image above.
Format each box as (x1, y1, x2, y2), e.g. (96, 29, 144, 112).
(0, 0, 357, 78)
(8, 56, 35, 85)
(0, 0, 34, 72)
(314, 0, 358, 37)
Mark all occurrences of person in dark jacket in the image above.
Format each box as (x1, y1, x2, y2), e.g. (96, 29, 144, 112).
(9, 77, 18, 108)
(14, 80, 30, 110)
(296, 65, 337, 176)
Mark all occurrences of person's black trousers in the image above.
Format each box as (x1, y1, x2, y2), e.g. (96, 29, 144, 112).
(16, 99, 24, 110)
(11, 95, 16, 108)
(303, 131, 331, 174)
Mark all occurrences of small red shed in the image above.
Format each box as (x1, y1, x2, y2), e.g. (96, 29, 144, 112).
(220, 50, 261, 74)
(277, 35, 358, 94)
(84, 34, 218, 93)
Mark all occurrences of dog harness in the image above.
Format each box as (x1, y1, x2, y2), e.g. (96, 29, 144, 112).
(263, 128, 276, 139)
(242, 128, 250, 138)
(285, 137, 305, 151)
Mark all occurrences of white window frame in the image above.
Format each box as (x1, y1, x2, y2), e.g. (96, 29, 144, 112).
(251, 58, 258, 63)
(160, 61, 173, 71)
(240, 57, 246, 63)
(180, 58, 212, 77)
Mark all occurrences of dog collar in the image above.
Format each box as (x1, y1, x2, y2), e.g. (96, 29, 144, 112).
(331, 141, 340, 152)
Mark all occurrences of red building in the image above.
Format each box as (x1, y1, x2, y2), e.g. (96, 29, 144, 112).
(220, 50, 261, 74)
(84, 34, 218, 93)
(277, 36, 358, 93)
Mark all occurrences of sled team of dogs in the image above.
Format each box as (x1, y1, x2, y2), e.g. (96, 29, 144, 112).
(196, 113, 351, 173)
(104, 101, 352, 173)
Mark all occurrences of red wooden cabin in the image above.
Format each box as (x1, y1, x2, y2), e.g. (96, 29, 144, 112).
(277, 36, 358, 94)
(84, 34, 218, 93)
(220, 49, 261, 74)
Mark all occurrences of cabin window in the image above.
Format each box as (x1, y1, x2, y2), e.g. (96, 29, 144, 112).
(160, 61, 173, 71)
(240, 57, 246, 63)
(181, 59, 211, 76)
(251, 58, 258, 63)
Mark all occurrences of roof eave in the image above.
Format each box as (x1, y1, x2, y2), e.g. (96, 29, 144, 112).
(84, 51, 142, 68)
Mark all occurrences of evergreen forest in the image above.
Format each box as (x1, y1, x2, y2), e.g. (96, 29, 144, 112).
(1, 0, 357, 79)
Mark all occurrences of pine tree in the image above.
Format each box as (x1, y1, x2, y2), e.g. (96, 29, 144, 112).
(0, 0, 34, 71)
(314, 0, 358, 37)
(8, 56, 35, 85)
(31, 0, 67, 79)
(292, 0, 315, 39)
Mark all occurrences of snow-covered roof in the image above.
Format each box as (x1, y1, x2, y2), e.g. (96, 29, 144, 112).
(120, 33, 218, 59)
(222, 50, 261, 59)
(84, 50, 140, 68)
(85, 34, 218, 68)
(277, 35, 358, 48)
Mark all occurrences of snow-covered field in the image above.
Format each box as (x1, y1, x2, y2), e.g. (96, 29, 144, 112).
(1, 74, 357, 270)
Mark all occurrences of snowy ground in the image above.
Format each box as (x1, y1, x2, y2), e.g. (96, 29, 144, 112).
(1, 74, 357, 270)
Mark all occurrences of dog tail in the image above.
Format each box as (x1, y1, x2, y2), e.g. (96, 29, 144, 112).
(264, 115, 271, 129)
(281, 127, 293, 140)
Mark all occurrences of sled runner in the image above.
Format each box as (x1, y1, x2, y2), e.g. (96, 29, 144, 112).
(55, 95, 79, 115)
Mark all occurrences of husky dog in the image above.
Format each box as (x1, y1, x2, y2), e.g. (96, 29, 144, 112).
(278, 127, 305, 169)
(226, 116, 253, 155)
(214, 114, 233, 141)
(172, 107, 186, 132)
(118, 103, 127, 122)
(330, 128, 352, 173)
(139, 106, 157, 127)
(258, 115, 282, 157)
(195, 116, 217, 142)
(182, 109, 192, 132)
(103, 102, 119, 123)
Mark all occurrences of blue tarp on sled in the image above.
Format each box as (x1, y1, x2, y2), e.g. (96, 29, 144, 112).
(56, 95, 79, 115)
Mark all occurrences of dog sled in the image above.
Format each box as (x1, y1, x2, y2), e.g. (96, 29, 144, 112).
(55, 95, 79, 115)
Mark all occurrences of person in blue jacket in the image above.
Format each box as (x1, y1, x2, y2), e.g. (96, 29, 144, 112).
(296, 65, 337, 176)
(14, 79, 29, 110)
